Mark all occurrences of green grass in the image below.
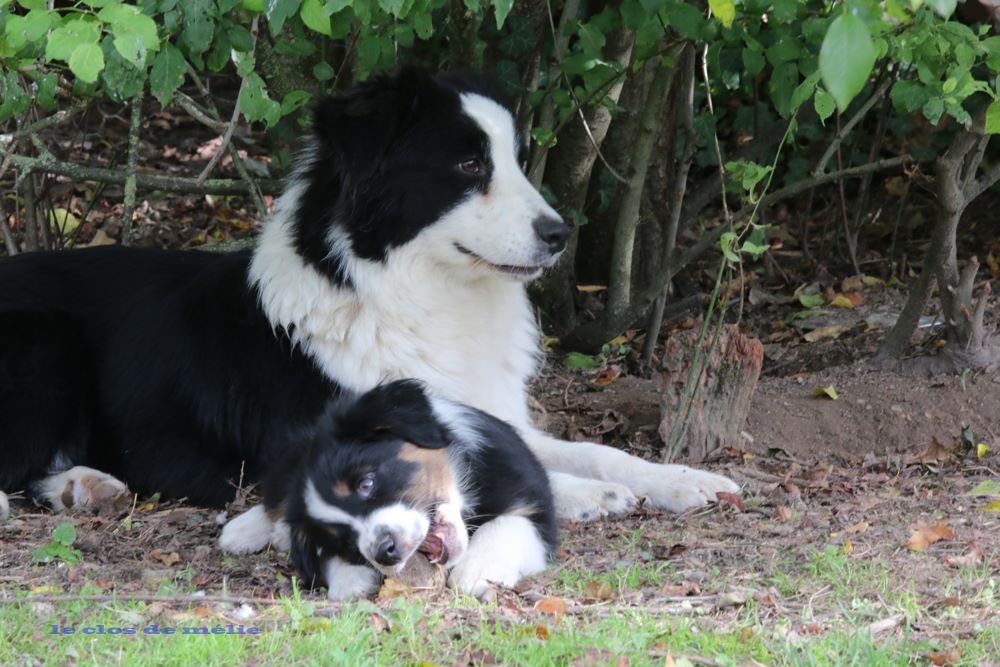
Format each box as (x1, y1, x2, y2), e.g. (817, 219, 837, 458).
(3, 574, 997, 667)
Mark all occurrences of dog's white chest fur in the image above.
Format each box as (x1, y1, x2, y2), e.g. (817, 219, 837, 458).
(249, 191, 538, 429)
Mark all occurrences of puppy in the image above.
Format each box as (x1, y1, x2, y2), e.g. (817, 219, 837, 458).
(223, 380, 558, 600)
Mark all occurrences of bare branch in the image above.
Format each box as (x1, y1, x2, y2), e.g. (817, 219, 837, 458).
(813, 75, 893, 176)
(121, 97, 142, 246)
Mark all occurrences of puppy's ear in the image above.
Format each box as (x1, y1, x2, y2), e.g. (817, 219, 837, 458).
(290, 527, 325, 591)
(312, 67, 434, 177)
(334, 380, 450, 449)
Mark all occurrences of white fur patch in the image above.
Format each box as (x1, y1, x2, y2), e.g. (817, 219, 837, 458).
(545, 471, 636, 522)
(528, 433, 740, 514)
(323, 556, 382, 601)
(32, 466, 129, 511)
(359, 503, 429, 574)
(0, 491, 9, 521)
(448, 514, 548, 599)
(303, 480, 363, 530)
(218, 505, 273, 554)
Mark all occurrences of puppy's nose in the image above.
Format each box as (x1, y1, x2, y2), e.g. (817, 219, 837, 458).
(374, 535, 401, 566)
(533, 215, 570, 255)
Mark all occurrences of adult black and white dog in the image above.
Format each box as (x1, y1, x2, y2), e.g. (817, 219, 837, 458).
(261, 379, 558, 599)
(0, 68, 737, 533)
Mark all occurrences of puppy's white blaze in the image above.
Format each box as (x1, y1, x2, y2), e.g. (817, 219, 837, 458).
(323, 556, 382, 601)
(303, 480, 363, 531)
(429, 396, 482, 452)
(360, 503, 429, 572)
(447, 514, 548, 598)
(218, 505, 274, 554)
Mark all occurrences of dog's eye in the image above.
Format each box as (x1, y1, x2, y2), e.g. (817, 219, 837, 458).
(458, 158, 483, 175)
(357, 472, 376, 499)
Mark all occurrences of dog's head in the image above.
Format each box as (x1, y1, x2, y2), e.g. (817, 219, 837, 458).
(287, 380, 469, 583)
(295, 68, 569, 282)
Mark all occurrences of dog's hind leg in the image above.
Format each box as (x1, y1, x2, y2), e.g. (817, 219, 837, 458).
(32, 465, 130, 511)
(447, 514, 549, 599)
(218, 505, 290, 554)
(526, 431, 740, 515)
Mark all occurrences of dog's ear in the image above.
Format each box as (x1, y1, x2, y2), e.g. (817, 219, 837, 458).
(334, 380, 450, 449)
(290, 527, 325, 591)
(312, 67, 435, 177)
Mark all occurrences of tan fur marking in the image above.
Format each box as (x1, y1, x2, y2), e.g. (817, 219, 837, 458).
(266, 501, 287, 523)
(332, 481, 351, 498)
(61, 482, 74, 509)
(399, 443, 454, 508)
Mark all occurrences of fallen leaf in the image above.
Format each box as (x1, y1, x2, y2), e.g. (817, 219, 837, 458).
(927, 648, 961, 666)
(83, 229, 116, 247)
(30, 585, 62, 594)
(378, 577, 411, 600)
(884, 175, 907, 197)
(944, 545, 983, 568)
(977, 443, 992, 458)
(774, 506, 792, 522)
(845, 521, 869, 534)
(534, 624, 549, 640)
(583, 580, 615, 601)
(150, 549, 180, 566)
(912, 437, 955, 465)
(841, 275, 864, 292)
(828, 294, 854, 309)
(591, 367, 621, 387)
(535, 597, 568, 621)
(967, 479, 1000, 496)
(716, 492, 745, 511)
(977, 499, 1000, 512)
(803, 324, 850, 342)
(906, 523, 954, 551)
(811, 385, 839, 400)
(840, 539, 853, 555)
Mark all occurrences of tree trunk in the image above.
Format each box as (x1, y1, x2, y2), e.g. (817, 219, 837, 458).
(532, 29, 635, 334)
(604, 55, 678, 326)
(659, 324, 763, 462)
(874, 114, 999, 373)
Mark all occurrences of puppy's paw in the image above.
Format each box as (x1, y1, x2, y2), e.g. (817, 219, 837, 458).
(324, 560, 381, 601)
(636, 464, 740, 513)
(219, 505, 273, 554)
(448, 556, 509, 601)
(33, 466, 130, 512)
(549, 474, 637, 522)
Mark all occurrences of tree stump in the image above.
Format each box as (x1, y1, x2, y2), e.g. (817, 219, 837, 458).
(658, 323, 763, 461)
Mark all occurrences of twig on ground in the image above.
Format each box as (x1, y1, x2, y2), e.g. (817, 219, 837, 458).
(120, 97, 143, 246)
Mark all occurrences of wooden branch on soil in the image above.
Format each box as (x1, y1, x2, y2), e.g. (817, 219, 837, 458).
(120, 97, 143, 246)
(8, 153, 282, 197)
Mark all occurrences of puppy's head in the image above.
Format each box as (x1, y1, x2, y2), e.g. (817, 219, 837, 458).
(288, 380, 468, 581)
(298, 68, 569, 282)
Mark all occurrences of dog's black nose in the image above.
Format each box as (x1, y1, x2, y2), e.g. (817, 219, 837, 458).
(374, 535, 401, 566)
(533, 216, 570, 254)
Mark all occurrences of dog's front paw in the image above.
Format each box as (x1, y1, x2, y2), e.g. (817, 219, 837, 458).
(549, 473, 637, 522)
(324, 560, 381, 601)
(636, 464, 740, 513)
(219, 505, 273, 554)
(33, 466, 130, 512)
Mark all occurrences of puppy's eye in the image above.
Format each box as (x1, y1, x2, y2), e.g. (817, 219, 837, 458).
(458, 158, 483, 175)
(357, 472, 376, 499)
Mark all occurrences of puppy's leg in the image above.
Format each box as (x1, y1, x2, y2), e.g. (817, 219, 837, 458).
(323, 556, 382, 601)
(448, 515, 549, 599)
(547, 471, 637, 522)
(32, 466, 130, 512)
(219, 505, 291, 554)
(527, 432, 739, 514)
(0, 490, 9, 520)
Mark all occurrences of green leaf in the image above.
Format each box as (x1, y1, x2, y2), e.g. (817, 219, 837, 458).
(240, 72, 281, 126)
(742, 47, 765, 76)
(798, 292, 824, 308)
(5, 9, 56, 50)
(45, 19, 101, 63)
(281, 89, 311, 114)
(226, 23, 254, 52)
(563, 352, 600, 370)
(300, 0, 331, 35)
(312, 61, 335, 81)
(665, 1, 704, 40)
(493, 0, 513, 28)
(708, 0, 734, 28)
(52, 522, 76, 546)
(68, 42, 106, 83)
(986, 99, 1000, 135)
(925, 0, 957, 18)
(719, 232, 740, 262)
(968, 479, 1000, 496)
(182, 0, 217, 56)
(814, 88, 835, 123)
(819, 12, 876, 112)
(266, 0, 303, 34)
(34, 72, 57, 110)
(150, 43, 187, 105)
(99, 5, 161, 66)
